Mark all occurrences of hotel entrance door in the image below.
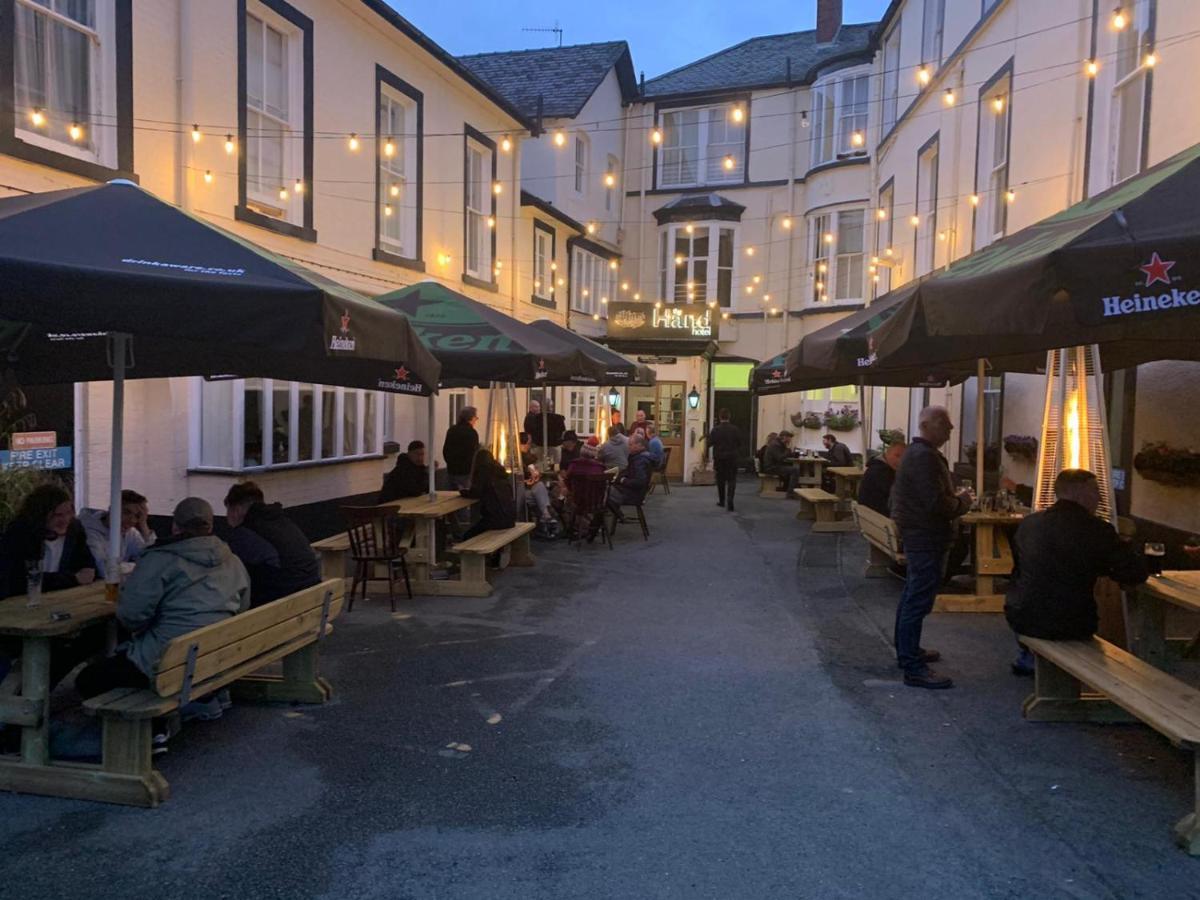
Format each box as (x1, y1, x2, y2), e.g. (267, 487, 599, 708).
(627, 381, 685, 478)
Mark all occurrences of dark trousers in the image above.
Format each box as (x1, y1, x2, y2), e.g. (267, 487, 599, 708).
(767, 467, 798, 493)
(76, 650, 148, 701)
(894, 547, 946, 674)
(714, 459, 738, 506)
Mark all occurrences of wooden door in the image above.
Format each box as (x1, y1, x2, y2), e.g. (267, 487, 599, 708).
(655, 382, 685, 478)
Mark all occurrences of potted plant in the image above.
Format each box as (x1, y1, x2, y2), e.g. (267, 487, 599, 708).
(791, 411, 822, 430)
(1133, 442, 1200, 487)
(1003, 434, 1039, 462)
(964, 442, 1001, 470)
(823, 405, 861, 432)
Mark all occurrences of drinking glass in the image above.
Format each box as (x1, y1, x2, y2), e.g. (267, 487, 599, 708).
(1144, 542, 1166, 576)
(25, 560, 43, 608)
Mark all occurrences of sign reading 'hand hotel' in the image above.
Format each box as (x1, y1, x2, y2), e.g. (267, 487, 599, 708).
(605, 302, 720, 342)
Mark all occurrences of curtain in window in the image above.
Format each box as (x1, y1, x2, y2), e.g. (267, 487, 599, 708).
(14, 0, 95, 140)
(246, 13, 288, 198)
(837, 77, 869, 154)
(835, 211, 864, 300)
(882, 29, 900, 134)
(465, 145, 489, 276)
(705, 108, 744, 182)
(661, 110, 699, 186)
(379, 93, 410, 254)
(811, 87, 835, 166)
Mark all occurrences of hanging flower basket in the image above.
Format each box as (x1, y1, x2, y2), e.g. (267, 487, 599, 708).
(1134, 442, 1200, 487)
(823, 405, 861, 432)
(1003, 434, 1039, 462)
(964, 442, 1001, 470)
(792, 411, 823, 429)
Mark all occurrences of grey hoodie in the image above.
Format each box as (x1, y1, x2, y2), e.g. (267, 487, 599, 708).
(118, 535, 251, 677)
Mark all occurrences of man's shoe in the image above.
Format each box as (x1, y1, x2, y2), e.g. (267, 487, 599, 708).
(903, 668, 954, 689)
(918, 648, 941, 664)
(181, 696, 224, 722)
(727, 503, 735, 512)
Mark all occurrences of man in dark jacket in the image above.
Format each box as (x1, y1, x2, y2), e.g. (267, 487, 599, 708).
(890, 406, 971, 689)
(442, 406, 480, 490)
(1005, 469, 1146, 672)
(559, 431, 581, 468)
(380, 441, 429, 502)
(762, 431, 799, 494)
(858, 442, 906, 516)
(821, 433, 855, 492)
(708, 409, 742, 512)
(607, 434, 654, 516)
(224, 482, 320, 607)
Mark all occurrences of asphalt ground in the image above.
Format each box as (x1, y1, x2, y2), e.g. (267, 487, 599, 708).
(3, 480, 1200, 898)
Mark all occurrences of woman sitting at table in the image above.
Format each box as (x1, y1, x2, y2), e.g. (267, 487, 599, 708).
(458, 449, 516, 542)
(0, 483, 96, 599)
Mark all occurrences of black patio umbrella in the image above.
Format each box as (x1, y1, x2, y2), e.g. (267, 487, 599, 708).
(528, 319, 656, 386)
(375, 282, 610, 387)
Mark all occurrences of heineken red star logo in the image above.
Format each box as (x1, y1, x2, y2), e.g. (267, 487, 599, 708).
(1139, 252, 1176, 287)
(771, 369, 784, 380)
(340, 312, 351, 334)
(393, 366, 409, 381)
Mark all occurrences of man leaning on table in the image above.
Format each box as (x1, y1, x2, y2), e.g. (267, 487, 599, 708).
(1005, 468, 1147, 676)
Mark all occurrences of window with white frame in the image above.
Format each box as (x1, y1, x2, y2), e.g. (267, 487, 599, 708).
(875, 183, 894, 295)
(464, 135, 494, 280)
(975, 77, 1011, 249)
(659, 223, 735, 306)
(378, 82, 419, 260)
(921, 0, 945, 69)
(574, 133, 589, 194)
(657, 103, 746, 189)
(571, 246, 615, 317)
(811, 214, 830, 303)
(881, 26, 901, 136)
(916, 142, 939, 274)
(835, 210, 865, 300)
(13, 0, 119, 167)
(244, 7, 299, 217)
(605, 153, 618, 213)
(533, 223, 553, 302)
(1111, 1, 1152, 184)
(811, 73, 869, 167)
(194, 378, 382, 471)
(567, 388, 599, 436)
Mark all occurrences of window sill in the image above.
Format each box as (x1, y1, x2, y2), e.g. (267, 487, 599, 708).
(805, 157, 871, 178)
(373, 248, 425, 272)
(188, 453, 385, 476)
(0, 132, 136, 184)
(461, 273, 499, 293)
(235, 205, 317, 243)
(531, 295, 556, 309)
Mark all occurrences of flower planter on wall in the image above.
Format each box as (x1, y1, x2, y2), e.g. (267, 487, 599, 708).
(1134, 443, 1200, 488)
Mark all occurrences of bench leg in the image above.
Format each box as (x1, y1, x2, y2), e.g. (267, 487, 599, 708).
(1022, 654, 1135, 723)
(1175, 752, 1200, 855)
(231, 643, 333, 705)
(96, 718, 169, 806)
(865, 544, 891, 578)
(460, 552, 488, 587)
(509, 534, 536, 567)
(795, 499, 815, 521)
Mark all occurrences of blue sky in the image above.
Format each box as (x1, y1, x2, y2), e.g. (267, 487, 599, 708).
(388, 0, 891, 78)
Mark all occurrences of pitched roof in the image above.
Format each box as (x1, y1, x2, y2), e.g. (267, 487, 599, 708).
(643, 23, 877, 98)
(458, 41, 638, 120)
(653, 194, 746, 225)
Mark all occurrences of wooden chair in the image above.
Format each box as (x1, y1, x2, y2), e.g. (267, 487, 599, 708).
(565, 470, 613, 549)
(341, 506, 412, 612)
(647, 447, 672, 495)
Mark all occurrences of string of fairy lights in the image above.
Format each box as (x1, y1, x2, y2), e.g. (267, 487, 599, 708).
(7, 4, 1175, 320)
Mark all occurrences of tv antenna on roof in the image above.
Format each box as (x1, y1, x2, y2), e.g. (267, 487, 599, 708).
(522, 21, 563, 47)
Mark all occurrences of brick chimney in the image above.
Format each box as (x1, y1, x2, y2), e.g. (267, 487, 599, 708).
(816, 0, 843, 43)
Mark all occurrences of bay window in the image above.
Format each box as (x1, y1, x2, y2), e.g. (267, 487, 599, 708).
(811, 214, 830, 303)
(193, 379, 383, 471)
(1111, 1, 1152, 184)
(463, 127, 496, 283)
(376, 68, 422, 265)
(808, 209, 866, 304)
(571, 246, 616, 317)
(658, 223, 735, 306)
(811, 73, 869, 168)
(657, 102, 746, 189)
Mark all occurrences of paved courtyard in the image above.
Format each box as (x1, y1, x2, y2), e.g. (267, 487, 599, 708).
(3, 482, 1199, 898)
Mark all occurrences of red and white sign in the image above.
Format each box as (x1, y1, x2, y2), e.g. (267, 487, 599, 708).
(11, 431, 56, 451)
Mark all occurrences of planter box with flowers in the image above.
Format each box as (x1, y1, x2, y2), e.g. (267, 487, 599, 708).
(1134, 442, 1200, 488)
(965, 442, 1001, 470)
(1003, 434, 1039, 463)
(791, 411, 823, 430)
(823, 405, 861, 432)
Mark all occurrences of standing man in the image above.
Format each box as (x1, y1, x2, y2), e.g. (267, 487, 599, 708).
(443, 406, 480, 492)
(708, 409, 742, 512)
(890, 406, 971, 689)
(627, 409, 651, 441)
(609, 408, 627, 437)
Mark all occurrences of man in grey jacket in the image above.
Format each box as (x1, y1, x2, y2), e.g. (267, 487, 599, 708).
(76, 498, 251, 701)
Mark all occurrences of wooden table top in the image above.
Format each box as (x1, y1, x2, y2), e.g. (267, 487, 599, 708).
(1142, 571, 1200, 613)
(0, 583, 112, 638)
(827, 467, 865, 477)
(962, 511, 1026, 525)
(387, 493, 477, 518)
(787, 456, 826, 466)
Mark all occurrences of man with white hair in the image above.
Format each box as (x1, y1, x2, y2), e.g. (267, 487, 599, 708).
(889, 406, 971, 689)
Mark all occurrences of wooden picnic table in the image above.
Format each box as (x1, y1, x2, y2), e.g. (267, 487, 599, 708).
(787, 456, 826, 488)
(934, 510, 1025, 613)
(1128, 571, 1200, 671)
(825, 466, 864, 500)
(0, 582, 111, 780)
(385, 492, 478, 596)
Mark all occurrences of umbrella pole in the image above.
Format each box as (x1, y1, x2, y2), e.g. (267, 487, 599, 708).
(542, 399, 549, 470)
(859, 377, 869, 460)
(976, 359, 986, 494)
(105, 334, 128, 603)
(427, 392, 436, 502)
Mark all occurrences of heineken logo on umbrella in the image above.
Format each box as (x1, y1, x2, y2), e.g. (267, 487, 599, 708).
(377, 364, 422, 393)
(856, 336, 879, 368)
(535, 358, 548, 380)
(330, 311, 357, 351)
(1101, 252, 1199, 319)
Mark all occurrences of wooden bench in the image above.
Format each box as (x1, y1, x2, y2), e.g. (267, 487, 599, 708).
(1020, 635, 1200, 854)
(311, 532, 351, 580)
(795, 488, 855, 533)
(934, 519, 1015, 613)
(449, 522, 537, 597)
(851, 502, 905, 577)
(757, 473, 787, 498)
(75, 579, 344, 808)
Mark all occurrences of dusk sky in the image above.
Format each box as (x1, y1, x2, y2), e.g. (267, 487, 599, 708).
(389, 0, 892, 79)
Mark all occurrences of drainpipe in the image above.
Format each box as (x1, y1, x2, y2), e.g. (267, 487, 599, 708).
(176, 0, 192, 209)
(782, 59, 798, 359)
(509, 137, 519, 317)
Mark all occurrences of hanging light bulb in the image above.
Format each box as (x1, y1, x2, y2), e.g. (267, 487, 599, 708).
(225, 134, 235, 154)
(492, 181, 502, 195)
(745, 285, 754, 295)
(969, 194, 980, 207)
(602, 296, 609, 305)
(782, 216, 793, 230)
(29, 108, 45, 127)
(191, 124, 202, 143)
(486, 215, 495, 229)
(722, 312, 730, 320)
(884, 246, 894, 257)
(655, 300, 663, 309)
(609, 260, 618, 271)
(722, 155, 735, 171)
(604, 172, 616, 188)
(868, 265, 877, 274)
(745, 246, 755, 256)
(731, 105, 745, 123)
(278, 186, 289, 201)
(943, 88, 956, 106)
(587, 222, 597, 235)
(1144, 48, 1158, 67)
(910, 214, 920, 226)
(753, 275, 762, 284)
(992, 96, 1006, 113)
(593, 313, 600, 321)
(550, 261, 557, 271)
(823, 232, 833, 244)
(68, 122, 83, 142)
(938, 231, 947, 242)
(650, 128, 662, 145)
(674, 255, 684, 266)
(851, 131, 865, 147)
(557, 277, 565, 286)
(384, 203, 393, 217)
(633, 292, 641, 300)
(621, 281, 630, 291)
(203, 170, 213, 184)
(1085, 59, 1100, 77)
(1111, 7, 1127, 30)
(384, 137, 396, 157)
(582, 288, 589, 297)
(500, 135, 512, 153)
(348, 133, 360, 151)
(917, 65, 931, 86)
(554, 130, 566, 147)
(877, 208, 887, 220)
(818, 263, 827, 274)
(1006, 188, 1017, 204)
(294, 178, 304, 194)
(685, 223, 694, 234)
(763, 293, 771, 302)
(389, 183, 400, 197)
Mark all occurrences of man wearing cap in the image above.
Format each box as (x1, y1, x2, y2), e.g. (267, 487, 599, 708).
(76, 498, 251, 701)
(762, 430, 800, 495)
(559, 431, 582, 468)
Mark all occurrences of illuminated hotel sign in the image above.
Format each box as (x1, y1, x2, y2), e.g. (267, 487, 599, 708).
(606, 302, 720, 341)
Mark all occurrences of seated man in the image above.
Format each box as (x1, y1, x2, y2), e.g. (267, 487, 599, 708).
(820, 432, 855, 492)
(762, 431, 799, 495)
(559, 430, 582, 468)
(755, 433, 777, 471)
(607, 434, 654, 517)
(858, 443, 906, 516)
(645, 425, 665, 469)
(79, 489, 156, 579)
(1005, 468, 1147, 675)
(224, 482, 321, 607)
(75, 498, 250, 705)
(379, 441, 430, 502)
(599, 428, 630, 471)
(518, 432, 555, 524)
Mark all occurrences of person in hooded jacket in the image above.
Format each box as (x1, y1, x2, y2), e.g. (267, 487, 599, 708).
(75, 497, 250, 700)
(222, 481, 320, 607)
(459, 449, 516, 541)
(379, 441, 430, 502)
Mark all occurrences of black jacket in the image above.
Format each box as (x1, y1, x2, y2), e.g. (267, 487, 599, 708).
(890, 438, 969, 550)
(708, 422, 742, 462)
(443, 423, 480, 477)
(461, 468, 516, 530)
(560, 444, 581, 467)
(523, 412, 567, 446)
(1005, 500, 1147, 640)
(227, 503, 320, 607)
(616, 450, 655, 502)
(822, 440, 854, 468)
(379, 455, 428, 503)
(0, 518, 96, 598)
(857, 457, 895, 516)
(762, 438, 792, 474)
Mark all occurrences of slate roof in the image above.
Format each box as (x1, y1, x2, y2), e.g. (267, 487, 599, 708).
(653, 194, 746, 225)
(458, 42, 638, 120)
(643, 22, 877, 98)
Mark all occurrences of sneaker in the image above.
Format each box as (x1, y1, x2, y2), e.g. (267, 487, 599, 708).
(903, 668, 954, 690)
(181, 696, 224, 722)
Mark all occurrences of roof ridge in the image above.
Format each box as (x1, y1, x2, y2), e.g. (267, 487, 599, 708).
(458, 40, 628, 61)
(644, 31, 797, 85)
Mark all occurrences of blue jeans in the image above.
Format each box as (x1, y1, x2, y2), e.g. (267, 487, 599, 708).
(894, 547, 946, 674)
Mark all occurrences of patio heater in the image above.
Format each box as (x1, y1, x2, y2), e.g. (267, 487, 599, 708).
(1032, 345, 1116, 523)
(595, 398, 613, 443)
(483, 382, 523, 475)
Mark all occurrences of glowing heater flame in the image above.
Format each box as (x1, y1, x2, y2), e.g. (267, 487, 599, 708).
(1066, 391, 1082, 469)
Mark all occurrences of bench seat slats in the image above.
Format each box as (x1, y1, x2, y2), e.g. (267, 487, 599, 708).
(310, 534, 351, 552)
(796, 488, 838, 503)
(453, 522, 537, 555)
